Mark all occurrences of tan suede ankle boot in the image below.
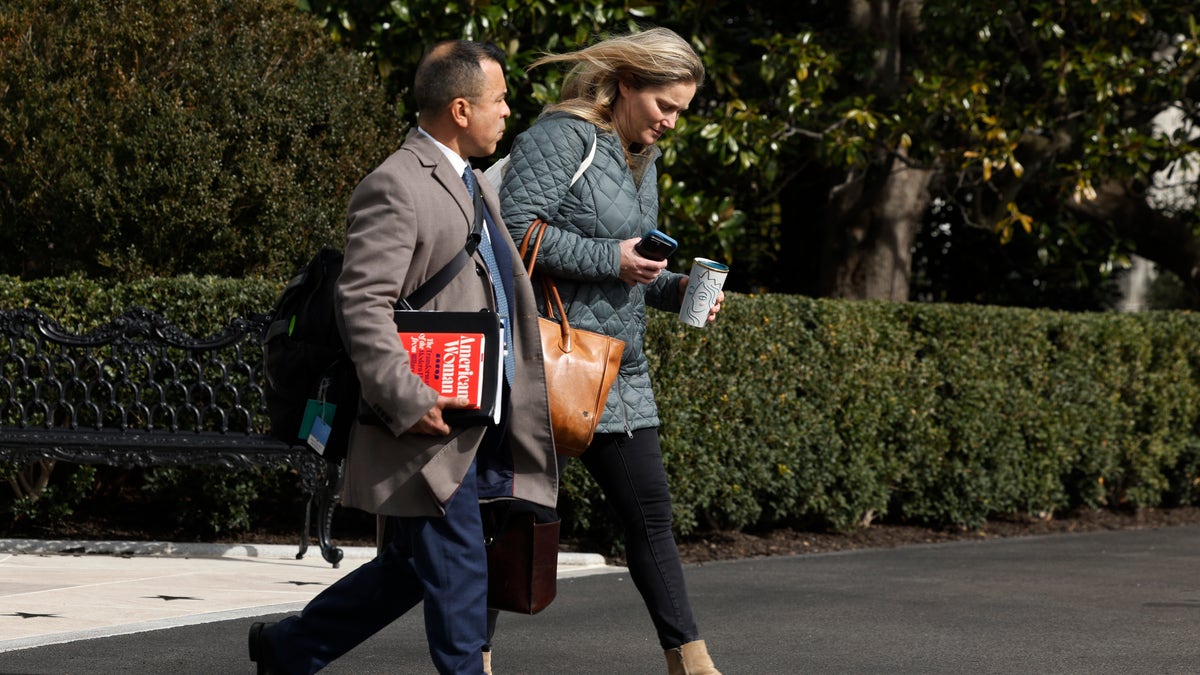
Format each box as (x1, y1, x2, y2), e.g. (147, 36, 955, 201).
(483, 650, 492, 675)
(664, 640, 720, 675)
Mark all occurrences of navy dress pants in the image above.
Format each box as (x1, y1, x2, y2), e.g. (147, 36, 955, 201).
(268, 463, 488, 675)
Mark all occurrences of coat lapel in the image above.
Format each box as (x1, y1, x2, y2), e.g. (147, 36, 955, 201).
(404, 128, 474, 228)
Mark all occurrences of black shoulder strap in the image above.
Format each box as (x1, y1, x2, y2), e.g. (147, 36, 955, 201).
(399, 185, 485, 310)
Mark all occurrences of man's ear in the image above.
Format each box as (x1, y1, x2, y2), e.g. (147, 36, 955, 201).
(449, 97, 471, 129)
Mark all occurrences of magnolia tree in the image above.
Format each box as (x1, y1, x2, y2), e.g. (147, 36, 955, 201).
(300, 0, 1199, 305)
(2, 0, 1196, 306)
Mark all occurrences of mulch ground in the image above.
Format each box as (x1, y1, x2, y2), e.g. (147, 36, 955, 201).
(10, 500, 1200, 567)
(668, 505, 1200, 565)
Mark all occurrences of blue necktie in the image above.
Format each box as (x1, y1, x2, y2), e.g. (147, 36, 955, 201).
(462, 167, 516, 384)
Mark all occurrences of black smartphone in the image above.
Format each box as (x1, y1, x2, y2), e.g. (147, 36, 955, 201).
(634, 229, 679, 261)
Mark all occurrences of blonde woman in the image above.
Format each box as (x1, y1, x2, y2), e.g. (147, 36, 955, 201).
(496, 27, 723, 675)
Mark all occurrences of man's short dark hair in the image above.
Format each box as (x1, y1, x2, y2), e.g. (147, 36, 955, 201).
(413, 41, 506, 117)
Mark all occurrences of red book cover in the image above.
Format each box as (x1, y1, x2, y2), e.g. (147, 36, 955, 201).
(399, 331, 487, 408)
(394, 309, 503, 427)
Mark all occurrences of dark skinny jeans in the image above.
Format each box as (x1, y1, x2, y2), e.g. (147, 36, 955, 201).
(486, 427, 700, 651)
(577, 428, 700, 649)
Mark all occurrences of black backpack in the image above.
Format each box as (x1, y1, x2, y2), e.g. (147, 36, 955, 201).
(261, 248, 358, 463)
(262, 187, 485, 461)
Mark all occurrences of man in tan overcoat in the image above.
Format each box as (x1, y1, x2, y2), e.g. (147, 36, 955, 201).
(248, 40, 556, 675)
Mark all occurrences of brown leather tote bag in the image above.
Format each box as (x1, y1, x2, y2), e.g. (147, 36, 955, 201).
(518, 219, 624, 457)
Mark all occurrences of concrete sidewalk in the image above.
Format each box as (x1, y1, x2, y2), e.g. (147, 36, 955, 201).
(2, 526, 1199, 673)
(0, 539, 612, 654)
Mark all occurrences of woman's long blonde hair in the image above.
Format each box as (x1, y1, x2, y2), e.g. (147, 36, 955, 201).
(530, 27, 705, 133)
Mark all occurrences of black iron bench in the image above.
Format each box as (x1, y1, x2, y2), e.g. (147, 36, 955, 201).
(0, 306, 345, 566)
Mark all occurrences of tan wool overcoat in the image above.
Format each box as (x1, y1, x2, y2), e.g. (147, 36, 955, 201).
(335, 129, 557, 517)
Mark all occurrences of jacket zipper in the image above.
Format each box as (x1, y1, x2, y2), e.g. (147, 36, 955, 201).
(618, 377, 633, 437)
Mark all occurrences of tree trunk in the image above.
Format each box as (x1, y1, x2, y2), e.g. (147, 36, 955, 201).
(1068, 179, 1200, 293)
(822, 0, 930, 301)
(821, 151, 934, 300)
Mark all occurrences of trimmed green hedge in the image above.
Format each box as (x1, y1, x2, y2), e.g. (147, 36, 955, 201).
(2, 277, 1199, 541)
(648, 295, 1200, 534)
(0, 274, 277, 336)
(0, 0, 400, 281)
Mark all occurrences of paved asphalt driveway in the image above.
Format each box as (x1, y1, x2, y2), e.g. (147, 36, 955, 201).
(2, 525, 1198, 674)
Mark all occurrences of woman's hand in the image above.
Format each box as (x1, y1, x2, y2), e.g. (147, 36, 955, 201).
(679, 276, 725, 323)
(619, 238, 669, 285)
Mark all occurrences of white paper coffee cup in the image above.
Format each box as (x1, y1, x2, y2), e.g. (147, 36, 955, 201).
(679, 257, 729, 328)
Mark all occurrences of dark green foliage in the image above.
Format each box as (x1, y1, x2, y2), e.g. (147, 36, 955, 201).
(2, 464, 95, 524)
(0, 274, 278, 335)
(0, 0, 401, 281)
(141, 466, 294, 537)
(298, 0, 1200, 306)
(5, 0, 1198, 305)
(2, 278, 1199, 541)
(647, 294, 1200, 535)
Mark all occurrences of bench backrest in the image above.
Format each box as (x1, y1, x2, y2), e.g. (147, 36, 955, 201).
(0, 307, 270, 436)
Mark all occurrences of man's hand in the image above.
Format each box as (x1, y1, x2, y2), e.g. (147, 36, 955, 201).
(618, 238, 669, 285)
(408, 395, 475, 435)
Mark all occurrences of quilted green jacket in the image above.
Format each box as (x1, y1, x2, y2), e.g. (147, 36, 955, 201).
(499, 113, 684, 434)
